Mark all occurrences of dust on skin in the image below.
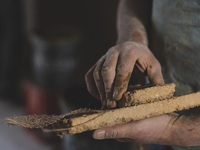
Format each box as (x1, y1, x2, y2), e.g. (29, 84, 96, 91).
(166, 115, 200, 146)
(114, 72, 132, 99)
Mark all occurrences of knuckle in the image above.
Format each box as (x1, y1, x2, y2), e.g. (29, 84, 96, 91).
(128, 49, 136, 56)
(105, 130, 119, 139)
(102, 65, 112, 73)
(107, 47, 118, 55)
(117, 63, 127, 72)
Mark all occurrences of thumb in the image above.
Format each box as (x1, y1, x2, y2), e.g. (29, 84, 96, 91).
(147, 60, 165, 85)
(93, 124, 131, 140)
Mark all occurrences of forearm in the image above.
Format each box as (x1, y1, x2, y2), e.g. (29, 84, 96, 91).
(117, 0, 152, 45)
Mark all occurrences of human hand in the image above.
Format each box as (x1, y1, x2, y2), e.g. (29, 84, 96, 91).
(85, 41, 164, 108)
(93, 114, 200, 146)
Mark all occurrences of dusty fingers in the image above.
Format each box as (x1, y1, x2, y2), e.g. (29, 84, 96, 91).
(101, 49, 119, 108)
(85, 49, 120, 108)
(113, 48, 137, 100)
(146, 55, 164, 85)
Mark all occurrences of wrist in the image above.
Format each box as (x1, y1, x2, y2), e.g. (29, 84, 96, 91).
(117, 18, 149, 46)
(117, 29, 148, 46)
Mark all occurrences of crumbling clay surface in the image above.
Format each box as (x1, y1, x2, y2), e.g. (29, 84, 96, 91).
(5, 83, 200, 137)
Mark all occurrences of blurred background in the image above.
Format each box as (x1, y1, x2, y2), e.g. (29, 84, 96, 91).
(0, 0, 140, 150)
(0, 0, 118, 106)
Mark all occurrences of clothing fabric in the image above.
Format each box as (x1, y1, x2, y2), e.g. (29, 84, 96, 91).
(151, 0, 200, 96)
(151, 0, 200, 149)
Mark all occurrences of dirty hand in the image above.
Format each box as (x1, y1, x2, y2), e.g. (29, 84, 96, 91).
(85, 41, 164, 108)
(93, 114, 200, 146)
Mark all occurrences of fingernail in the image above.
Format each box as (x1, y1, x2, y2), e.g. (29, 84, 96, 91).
(113, 90, 118, 99)
(107, 100, 116, 108)
(93, 130, 105, 139)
